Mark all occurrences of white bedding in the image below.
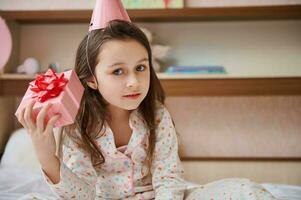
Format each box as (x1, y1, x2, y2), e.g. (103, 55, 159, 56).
(0, 166, 301, 200)
(0, 167, 53, 200)
(261, 183, 301, 200)
(0, 129, 300, 200)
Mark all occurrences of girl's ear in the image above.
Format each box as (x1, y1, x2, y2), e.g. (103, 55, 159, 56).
(86, 79, 98, 90)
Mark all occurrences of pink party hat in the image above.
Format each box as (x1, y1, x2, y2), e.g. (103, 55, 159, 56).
(89, 0, 131, 31)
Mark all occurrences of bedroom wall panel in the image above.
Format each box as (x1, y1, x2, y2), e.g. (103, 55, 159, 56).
(0, 97, 16, 155)
(182, 161, 301, 185)
(166, 96, 301, 159)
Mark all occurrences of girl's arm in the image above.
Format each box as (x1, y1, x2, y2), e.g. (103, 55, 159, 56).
(151, 105, 186, 200)
(18, 100, 97, 199)
(42, 130, 98, 199)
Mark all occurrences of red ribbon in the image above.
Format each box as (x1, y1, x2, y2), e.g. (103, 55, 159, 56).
(30, 69, 68, 103)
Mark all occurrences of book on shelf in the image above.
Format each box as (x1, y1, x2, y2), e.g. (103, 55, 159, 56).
(165, 66, 227, 74)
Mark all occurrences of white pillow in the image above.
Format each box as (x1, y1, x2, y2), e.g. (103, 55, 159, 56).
(1, 128, 40, 173)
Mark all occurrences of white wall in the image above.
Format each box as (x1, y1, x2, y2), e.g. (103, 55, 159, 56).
(18, 20, 301, 76)
(140, 20, 301, 76)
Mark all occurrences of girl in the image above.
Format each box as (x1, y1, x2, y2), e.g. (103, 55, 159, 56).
(18, 20, 278, 200)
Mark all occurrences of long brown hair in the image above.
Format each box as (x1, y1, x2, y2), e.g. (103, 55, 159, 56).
(64, 20, 165, 168)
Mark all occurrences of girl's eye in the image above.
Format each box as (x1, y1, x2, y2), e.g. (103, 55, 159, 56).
(113, 69, 123, 75)
(136, 65, 146, 72)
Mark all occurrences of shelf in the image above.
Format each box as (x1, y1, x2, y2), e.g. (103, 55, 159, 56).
(1, 5, 301, 23)
(1, 73, 301, 96)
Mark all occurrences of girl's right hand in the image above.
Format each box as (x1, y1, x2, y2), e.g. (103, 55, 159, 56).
(18, 99, 61, 180)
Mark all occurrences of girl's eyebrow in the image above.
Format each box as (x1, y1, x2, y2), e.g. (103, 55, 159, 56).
(108, 58, 149, 68)
(137, 58, 149, 63)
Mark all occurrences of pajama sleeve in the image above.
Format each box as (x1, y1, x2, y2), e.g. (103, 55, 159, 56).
(151, 105, 186, 200)
(42, 134, 97, 199)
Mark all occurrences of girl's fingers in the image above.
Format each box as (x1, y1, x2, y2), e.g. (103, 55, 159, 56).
(24, 99, 37, 132)
(36, 103, 52, 133)
(45, 114, 60, 134)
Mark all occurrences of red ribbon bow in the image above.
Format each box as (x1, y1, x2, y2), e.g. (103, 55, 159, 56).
(30, 69, 68, 102)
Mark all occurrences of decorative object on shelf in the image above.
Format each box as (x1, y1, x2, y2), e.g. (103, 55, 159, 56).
(0, 16, 12, 74)
(16, 57, 40, 75)
(122, 0, 184, 9)
(140, 27, 170, 72)
(188, 0, 301, 8)
(165, 65, 227, 74)
(48, 62, 61, 72)
(15, 69, 84, 128)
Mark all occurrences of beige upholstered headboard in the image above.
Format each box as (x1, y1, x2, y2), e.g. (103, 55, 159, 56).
(167, 96, 301, 159)
(165, 96, 301, 185)
(0, 97, 17, 156)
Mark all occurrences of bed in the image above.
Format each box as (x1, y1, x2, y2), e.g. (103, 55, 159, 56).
(0, 128, 301, 200)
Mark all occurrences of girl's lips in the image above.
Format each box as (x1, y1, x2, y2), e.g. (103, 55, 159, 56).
(123, 93, 141, 99)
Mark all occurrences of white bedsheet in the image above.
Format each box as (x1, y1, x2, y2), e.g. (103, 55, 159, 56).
(262, 183, 301, 200)
(0, 166, 301, 200)
(0, 167, 53, 200)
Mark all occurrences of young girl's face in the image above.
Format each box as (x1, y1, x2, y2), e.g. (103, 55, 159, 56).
(92, 39, 150, 111)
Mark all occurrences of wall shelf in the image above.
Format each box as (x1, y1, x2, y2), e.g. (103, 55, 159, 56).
(1, 5, 301, 23)
(1, 73, 301, 96)
(0, 5, 300, 96)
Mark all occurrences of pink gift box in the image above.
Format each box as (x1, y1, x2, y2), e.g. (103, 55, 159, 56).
(15, 69, 84, 127)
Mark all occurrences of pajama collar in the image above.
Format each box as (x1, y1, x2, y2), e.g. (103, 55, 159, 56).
(95, 109, 149, 159)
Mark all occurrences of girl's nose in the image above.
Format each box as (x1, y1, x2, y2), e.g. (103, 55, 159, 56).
(126, 74, 139, 89)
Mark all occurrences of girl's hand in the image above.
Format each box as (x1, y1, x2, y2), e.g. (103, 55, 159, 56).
(18, 99, 61, 183)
